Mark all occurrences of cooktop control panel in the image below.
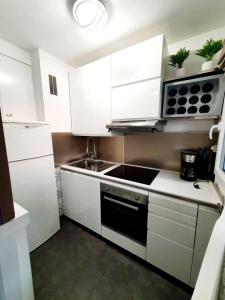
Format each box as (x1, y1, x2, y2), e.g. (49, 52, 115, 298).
(162, 73, 225, 119)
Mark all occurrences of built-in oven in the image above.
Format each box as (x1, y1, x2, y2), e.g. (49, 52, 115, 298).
(101, 183, 148, 245)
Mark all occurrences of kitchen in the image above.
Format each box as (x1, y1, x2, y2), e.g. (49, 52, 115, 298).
(0, 1, 225, 299)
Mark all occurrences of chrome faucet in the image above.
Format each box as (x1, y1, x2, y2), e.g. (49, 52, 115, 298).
(86, 137, 97, 160)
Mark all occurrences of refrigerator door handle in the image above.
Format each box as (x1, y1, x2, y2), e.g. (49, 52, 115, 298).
(209, 123, 222, 139)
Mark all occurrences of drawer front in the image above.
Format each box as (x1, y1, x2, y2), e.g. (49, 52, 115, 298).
(146, 231, 193, 284)
(148, 213, 195, 248)
(149, 192, 198, 218)
(111, 78, 161, 121)
(149, 203, 197, 228)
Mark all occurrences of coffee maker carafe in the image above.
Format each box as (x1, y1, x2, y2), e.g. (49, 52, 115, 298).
(180, 150, 198, 181)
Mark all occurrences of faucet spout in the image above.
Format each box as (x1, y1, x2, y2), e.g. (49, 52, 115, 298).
(86, 137, 97, 160)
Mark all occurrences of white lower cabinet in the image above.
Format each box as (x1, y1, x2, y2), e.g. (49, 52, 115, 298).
(146, 192, 198, 285)
(61, 170, 101, 234)
(146, 232, 194, 284)
(190, 205, 220, 287)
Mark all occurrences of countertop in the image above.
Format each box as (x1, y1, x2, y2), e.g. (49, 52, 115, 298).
(61, 162, 222, 207)
(0, 203, 30, 240)
(150, 170, 221, 207)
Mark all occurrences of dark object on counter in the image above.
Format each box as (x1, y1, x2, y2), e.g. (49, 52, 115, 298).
(196, 146, 216, 181)
(197, 147, 210, 180)
(104, 164, 159, 185)
(180, 150, 198, 181)
(180, 147, 216, 182)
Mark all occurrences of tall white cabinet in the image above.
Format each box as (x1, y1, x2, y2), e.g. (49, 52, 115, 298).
(69, 56, 112, 136)
(111, 34, 167, 121)
(0, 54, 37, 121)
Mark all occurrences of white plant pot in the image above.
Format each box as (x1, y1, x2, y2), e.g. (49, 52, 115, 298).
(176, 67, 186, 77)
(201, 60, 214, 71)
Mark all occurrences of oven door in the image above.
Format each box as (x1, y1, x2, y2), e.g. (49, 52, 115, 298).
(101, 192, 148, 245)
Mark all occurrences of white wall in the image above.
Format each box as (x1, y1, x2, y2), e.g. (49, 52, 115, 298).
(0, 38, 31, 65)
(32, 49, 72, 132)
(166, 26, 225, 78)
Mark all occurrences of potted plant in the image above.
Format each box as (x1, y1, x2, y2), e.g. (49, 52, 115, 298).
(169, 47, 190, 76)
(196, 38, 224, 71)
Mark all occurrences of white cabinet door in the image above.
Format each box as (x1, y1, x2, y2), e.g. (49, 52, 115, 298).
(70, 56, 111, 136)
(61, 171, 101, 234)
(0, 54, 37, 121)
(190, 205, 220, 287)
(112, 34, 164, 87)
(112, 78, 161, 121)
(76, 173, 101, 234)
(60, 170, 81, 223)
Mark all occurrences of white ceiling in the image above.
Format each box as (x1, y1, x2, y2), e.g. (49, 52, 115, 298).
(0, 0, 225, 66)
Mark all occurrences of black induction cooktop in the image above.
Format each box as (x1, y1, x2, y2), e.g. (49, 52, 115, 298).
(104, 165, 159, 185)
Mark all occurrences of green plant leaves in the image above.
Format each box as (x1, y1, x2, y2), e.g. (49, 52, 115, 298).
(196, 39, 224, 61)
(169, 48, 190, 69)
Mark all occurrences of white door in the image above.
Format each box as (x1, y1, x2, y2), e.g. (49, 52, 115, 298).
(61, 170, 101, 234)
(0, 54, 37, 121)
(3, 122, 53, 161)
(9, 155, 60, 251)
(60, 170, 81, 223)
(70, 56, 111, 136)
(77, 174, 101, 234)
(112, 78, 162, 121)
(111, 34, 164, 87)
(211, 101, 225, 196)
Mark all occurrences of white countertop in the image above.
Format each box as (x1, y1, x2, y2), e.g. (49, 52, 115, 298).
(0, 203, 30, 240)
(150, 170, 221, 207)
(61, 162, 222, 207)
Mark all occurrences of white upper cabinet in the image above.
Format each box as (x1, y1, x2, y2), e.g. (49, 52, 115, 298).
(32, 49, 72, 132)
(112, 78, 161, 121)
(70, 56, 112, 136)
(112, 34, 166, 87)
(0, 54, 37, 122)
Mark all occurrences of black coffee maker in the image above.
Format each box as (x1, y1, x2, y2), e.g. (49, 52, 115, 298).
(180, 147, 215, 182)
(180, 150, 198, 181)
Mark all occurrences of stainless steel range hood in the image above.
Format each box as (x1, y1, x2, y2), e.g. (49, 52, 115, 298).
(106, 120, 164, 132)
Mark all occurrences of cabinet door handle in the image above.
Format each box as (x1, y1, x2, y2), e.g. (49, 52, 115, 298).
(209, 123, 221, 139)
(104, 195, 139, 211)
(6, 113, 13, 117)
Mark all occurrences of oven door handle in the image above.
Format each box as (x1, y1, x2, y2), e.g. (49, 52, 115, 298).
(103, 196, 139, 211)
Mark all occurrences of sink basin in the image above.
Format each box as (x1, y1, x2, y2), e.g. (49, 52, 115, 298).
(68, 159, 115, 172)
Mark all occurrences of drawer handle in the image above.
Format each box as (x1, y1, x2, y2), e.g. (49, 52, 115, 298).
(104, 196, 139, 211)
(6, 113, 13, 117)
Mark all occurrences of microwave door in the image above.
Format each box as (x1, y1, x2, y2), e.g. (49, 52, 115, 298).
(211, 102, 225, 197)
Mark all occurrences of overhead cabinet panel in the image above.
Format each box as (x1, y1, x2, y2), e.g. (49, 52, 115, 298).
(0, 54, 37, 121)
(112, 78, 161, 121)
(70, 56, 112, 136)
(111, 34, 164, 87)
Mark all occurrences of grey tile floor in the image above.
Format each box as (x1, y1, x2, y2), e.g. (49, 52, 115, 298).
(31, 218, 192, 300)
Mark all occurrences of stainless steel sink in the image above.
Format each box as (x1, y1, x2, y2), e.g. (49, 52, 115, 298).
(68, 159, 115, 172)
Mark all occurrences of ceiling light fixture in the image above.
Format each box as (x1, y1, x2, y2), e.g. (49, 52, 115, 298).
(73, 0, 108, 31)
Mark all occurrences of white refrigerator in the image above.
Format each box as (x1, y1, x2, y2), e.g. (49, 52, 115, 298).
(210, 101, 225, 198)
(3, 121, 60, 252)
(192, 100, 225, 300)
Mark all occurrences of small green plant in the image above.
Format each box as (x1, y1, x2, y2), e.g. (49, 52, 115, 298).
(196, 39, 224, 61)
(169, 47, 190, 69)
